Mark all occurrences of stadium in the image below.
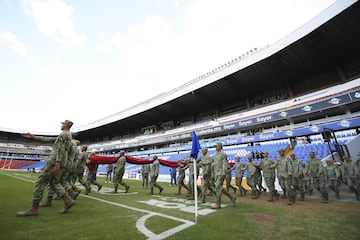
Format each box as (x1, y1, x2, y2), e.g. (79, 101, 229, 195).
(1, 1, 360, 240)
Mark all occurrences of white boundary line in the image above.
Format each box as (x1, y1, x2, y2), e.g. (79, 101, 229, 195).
(1, 172, 195, 239)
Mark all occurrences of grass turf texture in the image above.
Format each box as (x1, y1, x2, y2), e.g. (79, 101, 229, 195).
(0, 170, 359, 240)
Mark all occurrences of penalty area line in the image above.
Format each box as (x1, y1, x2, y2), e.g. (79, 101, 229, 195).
(81, 194, 195, 239)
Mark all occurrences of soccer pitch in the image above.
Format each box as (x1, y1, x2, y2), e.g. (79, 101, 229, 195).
(1, 170, 360, 240)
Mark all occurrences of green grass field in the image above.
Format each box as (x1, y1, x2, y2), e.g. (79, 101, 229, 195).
(1, 170, 359, 240)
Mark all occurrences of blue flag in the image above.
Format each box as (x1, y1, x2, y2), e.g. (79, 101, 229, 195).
(190, 131, 201, 160)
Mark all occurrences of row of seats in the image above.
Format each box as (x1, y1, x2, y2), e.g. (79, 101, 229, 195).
(0, 160, 40, 170)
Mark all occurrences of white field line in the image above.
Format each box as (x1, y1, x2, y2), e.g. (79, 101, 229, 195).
(1, 172, 195, 240)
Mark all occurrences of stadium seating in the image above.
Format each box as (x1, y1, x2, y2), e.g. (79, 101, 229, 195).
(0, 160, 40, 170)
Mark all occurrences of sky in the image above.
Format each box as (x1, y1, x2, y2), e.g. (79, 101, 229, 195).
(0, 0, 336, 134)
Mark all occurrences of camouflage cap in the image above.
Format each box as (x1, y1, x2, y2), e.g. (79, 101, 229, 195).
(61, 120, 73, 127)
(278, 148, 285, 152)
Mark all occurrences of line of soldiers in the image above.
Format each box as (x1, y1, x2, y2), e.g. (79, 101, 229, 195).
(173, 146, 360, 208)
(175, 143, 236, 209)
(16, 120, 108, 217)
(243, 149, 360, 205)
(17, 120, 81, 217)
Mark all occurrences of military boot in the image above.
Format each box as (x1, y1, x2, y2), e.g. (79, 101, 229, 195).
(299, 193, 305, 201)
(112, 185, 118, 193)
(353, 187, 360, 201)
(68, 188, 80, 200)
(84, 186, 91, 195)
(97, 184, 103, 192)
(175, 187, 181, 195)
(39, 196, 53, 207)
(60, 193, 76, 214)
(72, 185, 81, 193)
(252, 189, 260, 199)
(187, 189, 193, 199)
(148, 187, 154, 195)
(16, 200, 40, 217)
(322, 192, 329, 204)
(231, 195, 236, 207)
(159, 186, 164, 194)
(211, 197, 221, 209)
(274, 191, 280, 200)
(335, 191, 340, 199)
(201, 193, 206, 203)
(251, 189, 257, 199)
(125, 185, 130, 193)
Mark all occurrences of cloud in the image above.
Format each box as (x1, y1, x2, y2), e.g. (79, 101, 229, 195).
(22, 0, 86, 48)
(98, 32, 122, 55)
(0, 31, 38, 63)
(0, 31, 27, 55)
(95, 0, 335, 100)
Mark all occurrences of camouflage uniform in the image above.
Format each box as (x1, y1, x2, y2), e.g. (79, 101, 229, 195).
(149, 156, 163, 194)
(62, 139, 81, 194)
(75, 147, 89, 192)
(113, 153, 130, 193)
(211, 144, 235, 209)
(43, 139, 80, 205)
(290, 154, 305, 201)
(141, 164, 150, 189)
(85, 160, 103, 194)
(188, 159, 202, 200)
(245, 157, 259, 199)
(342, 157, 359, 200)
(325, 160, 340, 198)
(17, 121, 75, 217)
(234, 158, 246, 196)
(198, 151, 215, 202)
(272, 150, 294, 204)
(106, 164, 113, 183)
(305, 152, 328, 203)
(176, 160, 189, 195)
(258, 155, 278, 201)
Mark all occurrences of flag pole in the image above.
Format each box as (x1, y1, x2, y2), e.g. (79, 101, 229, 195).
(193, 156, 198, 224)
(190, 130, 201, 224)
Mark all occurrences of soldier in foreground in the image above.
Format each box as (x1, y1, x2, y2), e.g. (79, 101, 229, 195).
(112, 151, 130, 193)
(211, 143, 236, 209)
(141, 163, 150, 189)
(198, 148, 215, 203)
(176, 159, 189, 195)
(305, 151, 328, 203)
(234, 156, 247, 197)
(17, 120, 76, 217)
(149, 155, 164, 195)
